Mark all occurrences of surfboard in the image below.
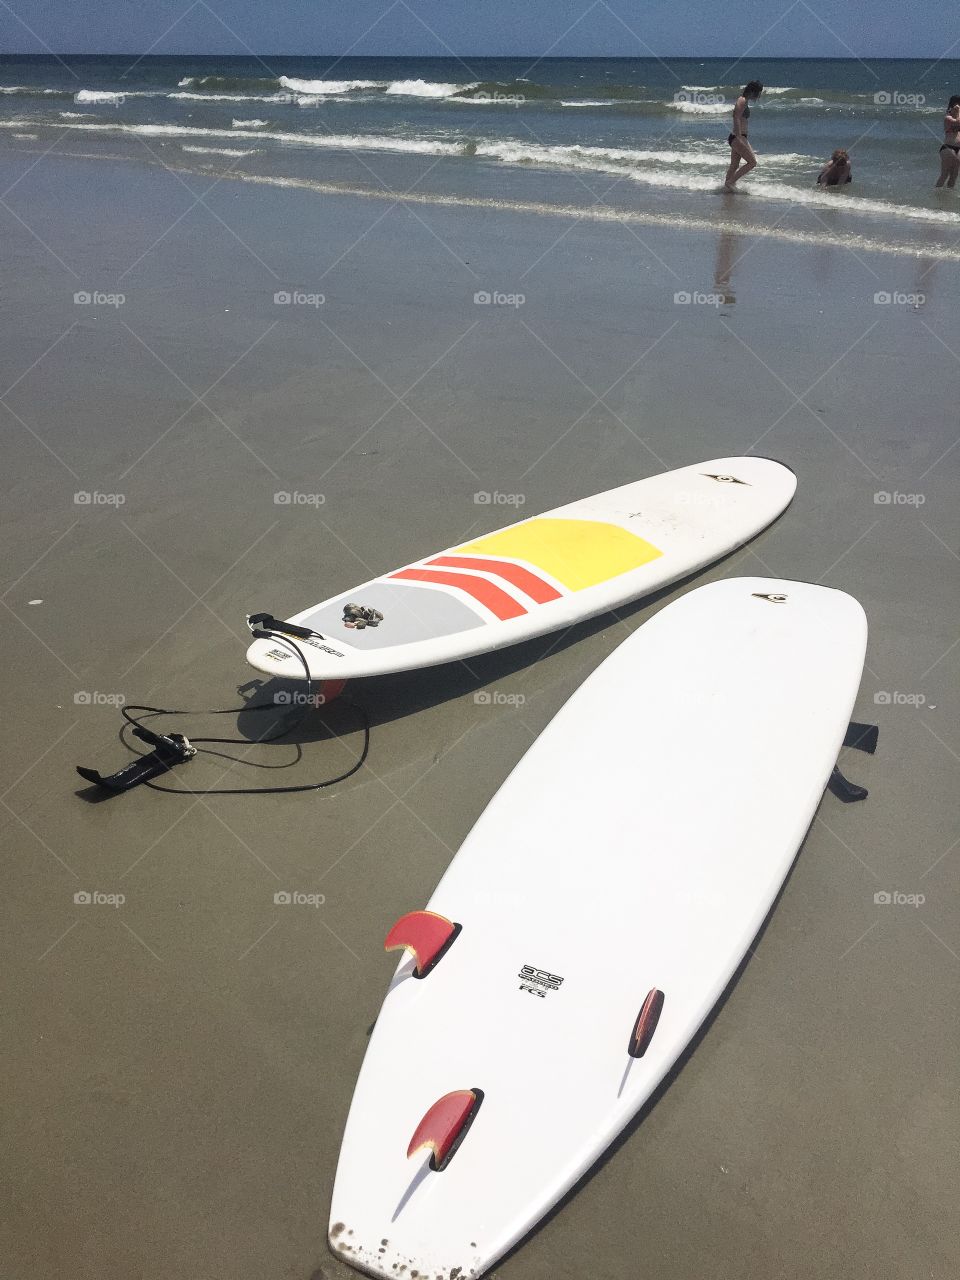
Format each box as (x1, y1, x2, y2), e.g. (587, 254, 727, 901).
(328, 577, 869, 1280)
(246, 456, 795, 682)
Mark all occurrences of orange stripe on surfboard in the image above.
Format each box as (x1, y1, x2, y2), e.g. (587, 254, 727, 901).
(426, 555, 562, 604)
(390, 567, 527, 621)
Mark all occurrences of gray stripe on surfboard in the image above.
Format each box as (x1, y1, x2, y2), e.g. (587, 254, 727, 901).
(299, 580, 487, 650)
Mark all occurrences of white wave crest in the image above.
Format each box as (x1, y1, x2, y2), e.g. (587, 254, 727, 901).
(278, 77, 381, 95)
(669, 100, 730, 115)
(475, 139, 724, 169)
(41, 119, 466, 157)
(181, 145, 257, 158)
(385, 79, 470, 98)
(559, 99, 651, 107)
(169, 91, 287, 103)
(74, 90, 126, 104)
(747, 178, 960, 223)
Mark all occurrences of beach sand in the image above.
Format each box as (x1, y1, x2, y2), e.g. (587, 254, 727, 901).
(1, 148, 958, 1279)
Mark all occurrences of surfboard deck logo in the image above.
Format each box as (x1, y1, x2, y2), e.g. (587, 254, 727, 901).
(517, 964, 564, 997)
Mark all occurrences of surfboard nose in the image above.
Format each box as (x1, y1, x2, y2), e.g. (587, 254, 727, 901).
(704, 454, 797, 499)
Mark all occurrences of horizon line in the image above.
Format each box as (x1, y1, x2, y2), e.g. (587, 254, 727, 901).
(0, 51, 954, 61)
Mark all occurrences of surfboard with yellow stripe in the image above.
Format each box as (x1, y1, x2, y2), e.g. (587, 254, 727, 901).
(245, 456, 796, 681)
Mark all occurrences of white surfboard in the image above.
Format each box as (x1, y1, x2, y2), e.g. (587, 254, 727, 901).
(246, 457, 795, 681)
(329, 577, 869, 1280)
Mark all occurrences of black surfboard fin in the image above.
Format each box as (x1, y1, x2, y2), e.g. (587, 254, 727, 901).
(76, 730, 195, 793)
(828, 765, 868, 804)
(843, 722, 879, 754)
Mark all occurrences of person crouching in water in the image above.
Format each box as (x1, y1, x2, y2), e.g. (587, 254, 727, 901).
(817, 148, 852, 186)
(724, 80, 763, 191)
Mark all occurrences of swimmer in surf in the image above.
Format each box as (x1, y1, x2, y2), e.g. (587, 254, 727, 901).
(817, 148, 852, 186)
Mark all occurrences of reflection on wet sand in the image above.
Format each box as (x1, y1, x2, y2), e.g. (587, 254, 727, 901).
(713, 228, 745, 305)
(915, 256, 937, 304)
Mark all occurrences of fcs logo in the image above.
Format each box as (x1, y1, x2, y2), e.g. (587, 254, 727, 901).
(752, 592, 788, 603)
(702, 473, 749, 485)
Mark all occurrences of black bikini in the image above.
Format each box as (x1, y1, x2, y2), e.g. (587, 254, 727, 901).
(729, 101, 750, 145)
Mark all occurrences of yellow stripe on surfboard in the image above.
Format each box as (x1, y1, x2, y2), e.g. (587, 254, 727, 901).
(455, 518, 662, 592)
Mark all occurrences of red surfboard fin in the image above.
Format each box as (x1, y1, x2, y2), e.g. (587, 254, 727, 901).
(407, 1088, 485, 1171)
(628, 988, 665, 1058)
(316, 678, 347, 706)
(384, 910, 461, 978)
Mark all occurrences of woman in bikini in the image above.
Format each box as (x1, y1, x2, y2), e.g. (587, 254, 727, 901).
(936, 96, 960, 189)
(724, 80, 763, 191)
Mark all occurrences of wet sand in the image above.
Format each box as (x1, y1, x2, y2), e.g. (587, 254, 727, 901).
(1, 148, 958, 1280)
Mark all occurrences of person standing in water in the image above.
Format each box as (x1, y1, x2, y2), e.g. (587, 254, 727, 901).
(935, 96, 960, 189)
(724, 80, 763, 191)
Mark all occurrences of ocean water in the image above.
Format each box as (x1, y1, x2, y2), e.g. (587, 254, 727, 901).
(4, 54, 960, 257)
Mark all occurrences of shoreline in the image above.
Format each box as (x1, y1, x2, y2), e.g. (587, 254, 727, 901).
(6, 137, 960, 261)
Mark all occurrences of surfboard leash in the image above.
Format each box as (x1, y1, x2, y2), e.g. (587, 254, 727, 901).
(75, 617, 370, 797)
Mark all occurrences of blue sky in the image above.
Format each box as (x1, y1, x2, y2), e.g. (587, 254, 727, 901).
(0, 1, 948, 59)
